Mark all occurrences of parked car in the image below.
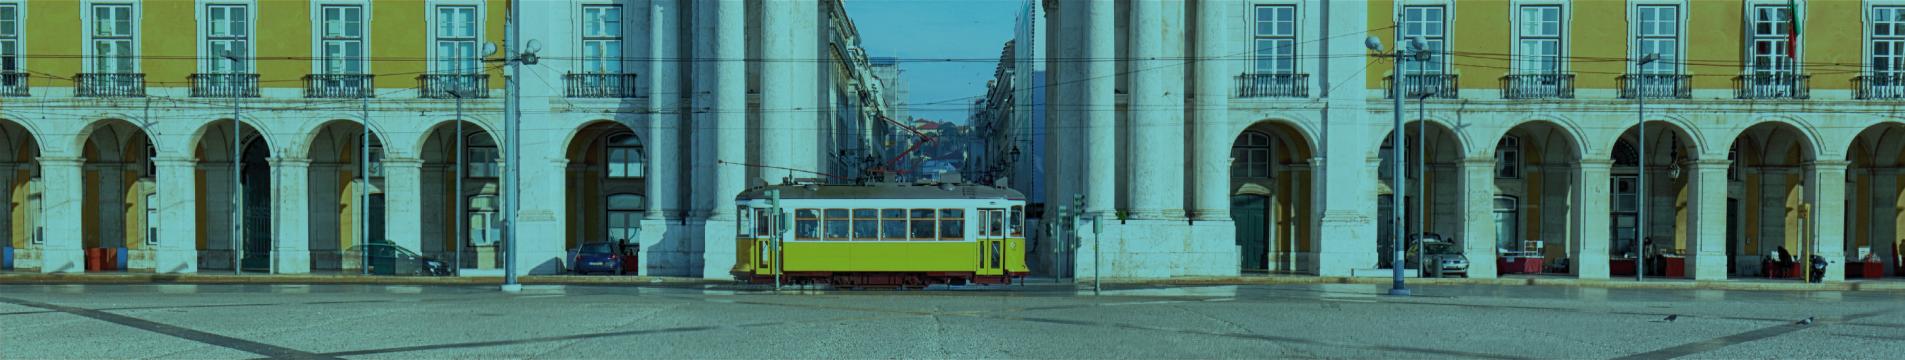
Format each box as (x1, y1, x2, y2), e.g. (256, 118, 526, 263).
(349, 242, 451, 276)
(1406, 233, 1469, 278)
(571, 242, 628, 275)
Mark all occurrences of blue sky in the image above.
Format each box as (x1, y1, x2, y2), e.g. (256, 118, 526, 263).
(843, 0, 1025, 125)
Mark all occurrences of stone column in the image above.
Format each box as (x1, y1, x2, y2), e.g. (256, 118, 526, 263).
(1082, 0, 1115, 216)
(1575, 159, 1613, 279)
(383, 158, 424, 254)
(1809, 160, 1849, 282)
(788, 0, 822, 175)
(700, 0, 745, 278)
(39, 157, 83, 273)
(1460, 157, 1498, 278)
(1878, 171, 1899, 276)
(757, 0, 794, 184)
(153, 157, 198, 274)
(1191, 0, 1233, 221)
(271, 157, 311, 274)
(1127, 0, 1177, 220)
(1315, 0, 1376, 277)
(1689, 159, 1730, 280)
(648, 0, 681, 221)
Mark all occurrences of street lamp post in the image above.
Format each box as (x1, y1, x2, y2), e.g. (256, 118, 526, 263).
(225, 53, 242, 275)
(1367, 32, 1427, 296)
(1636, 53, 1658, 282)
(450, 90, 464, 276)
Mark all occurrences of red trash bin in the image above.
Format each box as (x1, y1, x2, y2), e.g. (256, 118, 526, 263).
(101, 249, 118, 271)
(84, 248, 103, 272)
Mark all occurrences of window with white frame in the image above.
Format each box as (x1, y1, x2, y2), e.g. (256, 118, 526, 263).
(466, 134, 499, 178)
(320, 5, 365, 75)
(1496, 136, 1520, 179)
(1231, 131, 1273, 179)
(205, 4, 250, 73)
(1516, 5, 1562, 74)
(1252, 5, 1295, 74)
(1873, 7, 1905, 79)
(1636, 5, 1679, 75)
(1401, 6, 1445, 74)
(1749, 5, 1796, 77)
(579, 5, 622, 74)
(91, 3, 135, 74)
(0, 4, 19, 74)
(434, 5, 479, 74)
(607, 134, 645, 178)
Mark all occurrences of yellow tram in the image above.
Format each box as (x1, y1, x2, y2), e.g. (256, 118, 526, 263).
(732, 182, 1029, 288)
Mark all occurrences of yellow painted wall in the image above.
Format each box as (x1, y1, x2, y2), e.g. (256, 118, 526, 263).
(1807, 0, 1860, 90)
(25, 0, 80, 86)
(1783, 176, 1803, 253)
(1688, 1, 1743, 90)
(142, 0, 196, 84)
(1572, 1, 1626, 90)
(372, 1, 426, 89)
(8, 175, 25, 248)
(1367, 0, 1394, 90)
(1451, 2, 1508, 90)
(258, 0, 312, 88)
(120, 172, 142, 250)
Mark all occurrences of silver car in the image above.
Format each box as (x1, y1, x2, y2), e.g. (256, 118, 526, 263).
(1407, 233, 1469, 278)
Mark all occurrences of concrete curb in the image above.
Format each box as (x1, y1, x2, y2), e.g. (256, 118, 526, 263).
(0, 273, 730, 286)
(4, 273, 1901, 292)
(1111, 276, 1905, 292)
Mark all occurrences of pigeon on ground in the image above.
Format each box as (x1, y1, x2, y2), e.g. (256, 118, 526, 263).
(1663, 315, 1678, 322)
(1797, 317, 1814, 325)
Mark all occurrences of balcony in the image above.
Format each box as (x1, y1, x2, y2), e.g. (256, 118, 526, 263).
(1500, 74, 1574, 99)
(303, 74, 375, 99)
(1855, 74, 1905, 100)
(1618, 74, 1693, 99)
(1732, 74, 1810, 100)
(75, 73, 145, 97)
(564, 73, 641, 98)
(418, 74, 489, 99)
(1383, 74, 1458, 99)
(0, 72, 27, 97)
(190, 73, 260, 98)
(1235, 73, 1309, 98)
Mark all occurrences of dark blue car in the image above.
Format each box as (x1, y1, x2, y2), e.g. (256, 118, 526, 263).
(571, 242, 625, 275)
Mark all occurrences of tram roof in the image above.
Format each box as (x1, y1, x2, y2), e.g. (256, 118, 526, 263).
(736, 182, 1026, 201)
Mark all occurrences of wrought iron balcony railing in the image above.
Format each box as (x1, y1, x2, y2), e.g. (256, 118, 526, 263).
(1235, 73, 1309, 98)
(1500, 74, 1574, 99)
(303, 74, 375, 99)
(564, 73, 641, 98)
(190, 73, 260, 98)
(75, 73, 145, 97)
(1733, 74, 1810, 100)
(1855, 74, 1905, 100)
(0, 72, 27, 97)
(1383, 74, 1459, 99)
(1618, 74, 1693, 99)
(418, 74, 489, 99)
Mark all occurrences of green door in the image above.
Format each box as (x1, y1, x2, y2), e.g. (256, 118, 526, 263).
(1233, 195, 1269, 271)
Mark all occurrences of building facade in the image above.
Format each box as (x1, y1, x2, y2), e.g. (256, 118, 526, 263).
(1025, 0, 1902, 282)
(0, 0, 892, 277)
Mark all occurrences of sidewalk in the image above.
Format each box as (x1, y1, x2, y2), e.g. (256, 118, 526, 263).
(5, 271, 1904, 292)
(1125, 273, 1905, 292)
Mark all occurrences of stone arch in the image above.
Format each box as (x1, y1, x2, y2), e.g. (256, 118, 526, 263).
(414, 119, 503, 159)
(0, 116, 44, 159)
(1230, 119, 1318, 274)
(563, 120, 644, 258)
(296, 119, 392, 159)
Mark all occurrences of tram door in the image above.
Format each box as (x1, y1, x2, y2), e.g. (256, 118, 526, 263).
(978, 208, 1006, 276)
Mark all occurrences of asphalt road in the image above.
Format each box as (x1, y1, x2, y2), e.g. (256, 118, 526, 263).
(1, 282, 1901, 359)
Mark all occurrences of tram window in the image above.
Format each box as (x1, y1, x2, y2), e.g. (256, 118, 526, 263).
(755, 209, 772, 235)
(976, 211, 992, 237)
(940, 209, 965, 240)
(881, 209, 907, 240)
(824, 209, 850, 240)
(795, 209, 819, 240)
(909, 209, 937, 240)
(988, 210, 1005, 236)
(1010, 206, 1024, 237)
(852, 209, 878, 240)
(737, 206, 752, 237)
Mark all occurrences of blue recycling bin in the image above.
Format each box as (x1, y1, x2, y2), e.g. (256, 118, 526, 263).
(3, 246, 13, 270)
(117, 247, 128, 272)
